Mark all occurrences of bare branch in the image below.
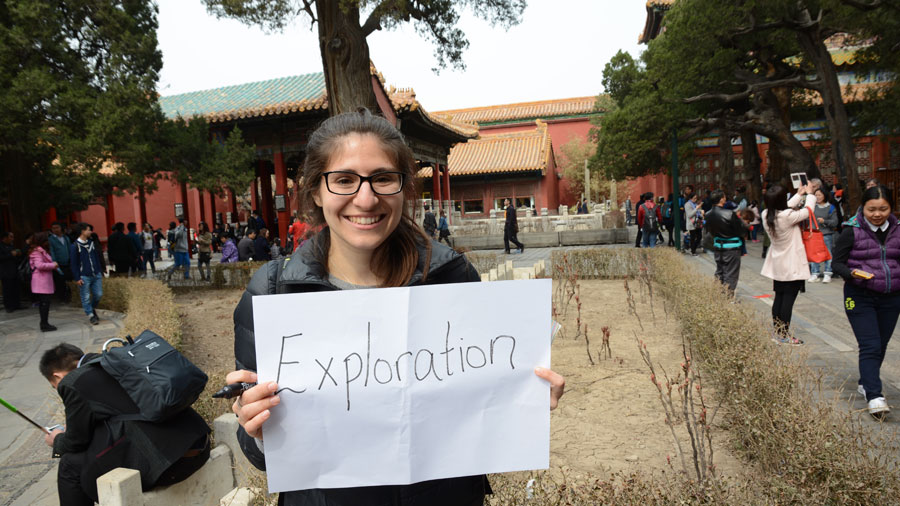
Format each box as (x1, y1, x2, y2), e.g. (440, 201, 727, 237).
(683, 75, 822, 106)
(360, 1, 389, 36)
(301, 0, 316, 29)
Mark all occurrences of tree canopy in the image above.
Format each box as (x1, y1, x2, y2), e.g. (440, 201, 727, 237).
(592, 0, 900, 210)
(0, 0, 165, 228)
(203, 0, 527, 114)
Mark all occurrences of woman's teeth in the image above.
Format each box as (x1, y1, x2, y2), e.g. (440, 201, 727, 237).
(348, 216, 382, 225)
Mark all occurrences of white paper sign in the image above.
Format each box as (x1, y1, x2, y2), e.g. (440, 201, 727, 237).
(252, 278, 551, 493)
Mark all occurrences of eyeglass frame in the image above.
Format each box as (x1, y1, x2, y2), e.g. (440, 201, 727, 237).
(321, 171, 406, 196)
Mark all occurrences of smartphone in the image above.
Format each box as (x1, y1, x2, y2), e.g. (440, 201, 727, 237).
(790, 173, 809, 189)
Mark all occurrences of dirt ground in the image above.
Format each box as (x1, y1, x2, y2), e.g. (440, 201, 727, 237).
(177, 280, 744, 480)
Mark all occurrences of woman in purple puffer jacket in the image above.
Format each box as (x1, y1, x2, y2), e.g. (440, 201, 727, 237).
(29, 232, 59, 332)
(832, 185, 900, 419)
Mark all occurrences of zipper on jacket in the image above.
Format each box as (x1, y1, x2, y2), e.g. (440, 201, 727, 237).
(882, 243, 891, 293)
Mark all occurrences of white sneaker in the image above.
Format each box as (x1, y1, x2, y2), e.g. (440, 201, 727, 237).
(823, 274, 832, 283)
(868, 397, 890, 418)
(858, 384, 866, 396)
(808, 275, 819, 282)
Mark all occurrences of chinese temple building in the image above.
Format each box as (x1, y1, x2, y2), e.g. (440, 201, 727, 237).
(426, 96, 602, 217)
(76, 66, 475, 242)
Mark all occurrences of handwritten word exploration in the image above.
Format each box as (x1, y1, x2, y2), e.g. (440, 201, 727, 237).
(252, 279, 551, 492)
(274, 322, 517, 411)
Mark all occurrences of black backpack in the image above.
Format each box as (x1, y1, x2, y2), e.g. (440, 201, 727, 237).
(92, 330, 208, 422)
(641, 203, 659, 232)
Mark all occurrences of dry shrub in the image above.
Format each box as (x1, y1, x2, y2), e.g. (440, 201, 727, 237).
(70, 277, 182, 347)
(550, 247, 900, 504)
(464, 251, 501, 275)
(487, 470, 755, 505)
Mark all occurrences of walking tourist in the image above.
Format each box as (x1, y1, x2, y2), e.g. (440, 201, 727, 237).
(423, 204, 437, 239)
(832, 185, 900, 418)
(705, 189, 748, 295)
(253, 227, 271, 261)
(49, 222, 72, 301)
(196, 222, 213, 281)
(761, 183, 817, 344)
(685, 193, 703, 256)
(1, 231, 22, 312)
(808, 188, 839, 283)
(637, 192, 662, 248)
(165, 218, 190, 281)
(437, 210, 451, 246)
(633, 194, 646, 247)
(107, 222, 137, 277)
(141, 223, 156, 274)
(238, 229, 256, 261)
(219, 234, 238, 263)
(29, 232, 58, 332)
(126, 222, 144, 275)
(69, 223, 102, 325)
(288, 215, 308, 251)
(504, 198, 524, 254)
(226, 109, 565, 505)
(748, 201, 761, 242)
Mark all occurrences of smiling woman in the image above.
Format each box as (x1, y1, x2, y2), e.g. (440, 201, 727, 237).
(226, 109, 566, 505)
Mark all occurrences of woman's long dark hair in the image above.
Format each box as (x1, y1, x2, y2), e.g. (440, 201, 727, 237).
(764, 185, 789, 238)
(298, 109, 431, 287)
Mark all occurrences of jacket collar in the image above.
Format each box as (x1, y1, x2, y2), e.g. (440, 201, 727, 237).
(279, 229, 460, 289)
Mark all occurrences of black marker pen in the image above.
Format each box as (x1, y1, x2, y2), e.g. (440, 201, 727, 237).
(212, 382, 257, 399)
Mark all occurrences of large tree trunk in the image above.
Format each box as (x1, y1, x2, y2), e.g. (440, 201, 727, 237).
(794, 9, 861, 210)
(315, 1, 378, 116)
(718, 130, 736, 197)
(741, 128, 763, 203)
(750, 89, 819, 188)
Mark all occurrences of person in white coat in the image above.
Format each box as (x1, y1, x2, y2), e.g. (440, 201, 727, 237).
(761, 183, 817, 344)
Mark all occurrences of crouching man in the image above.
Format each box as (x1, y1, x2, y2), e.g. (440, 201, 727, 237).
(39, 344, 211, 506)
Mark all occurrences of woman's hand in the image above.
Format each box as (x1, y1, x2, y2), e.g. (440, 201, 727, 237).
(852, 269, 874, 280)
(227, 370, 280, 440)
(817, 217, 825, 224)
(534, 367, 565, 410)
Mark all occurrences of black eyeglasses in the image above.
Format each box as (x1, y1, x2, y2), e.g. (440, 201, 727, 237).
(323, 171, 405, 196)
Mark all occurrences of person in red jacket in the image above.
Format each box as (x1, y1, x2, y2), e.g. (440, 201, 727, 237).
(636, 192, 663, 248)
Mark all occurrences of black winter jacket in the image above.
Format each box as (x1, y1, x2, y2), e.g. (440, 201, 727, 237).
(54, 354, 210, 499)
(232, 232, 489, 506)
(704, 206, 747, 241)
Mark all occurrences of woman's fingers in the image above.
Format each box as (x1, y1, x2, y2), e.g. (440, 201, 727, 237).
(225, 370, 258, 384)
(534, 367, 566, 411)
(230, 380, 279, 440)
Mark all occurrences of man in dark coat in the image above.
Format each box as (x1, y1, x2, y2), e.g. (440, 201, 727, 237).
(704, 189, 749, 295)
(503, 198, 524, 254)
(238, 229, 257, 261)
(107, 222, 137, 277)
(0, 230, 23, 312)
(422, 205, 437, 238)
(39, 344, 211, 506)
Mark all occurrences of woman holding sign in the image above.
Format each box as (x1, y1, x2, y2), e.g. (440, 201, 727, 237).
(227, 110, 565, 504)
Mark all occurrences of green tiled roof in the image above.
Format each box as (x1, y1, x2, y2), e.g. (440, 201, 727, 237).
(159, 72, 326, 121)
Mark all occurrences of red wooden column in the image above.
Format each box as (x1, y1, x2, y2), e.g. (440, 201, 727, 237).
(442, 163, 451, 224)
(104, 194, 116, 243)
(41, 207, 58, 230)
(872, 137, 888, 171)
(273, 151, 289, 241)
(137, 186, 148, 229)
(259, 160, 274, 231)
(196, 189, 207, 224)
(431, 164, 442, 212)
(250, 178, 259, 219)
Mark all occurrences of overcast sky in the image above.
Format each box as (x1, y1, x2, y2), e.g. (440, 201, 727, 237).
(156, 1, 647, 111)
